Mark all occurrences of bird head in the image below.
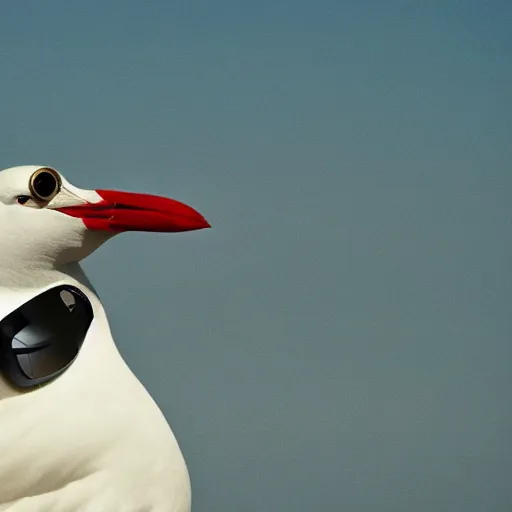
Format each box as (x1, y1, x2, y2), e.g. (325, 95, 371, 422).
(0, 165, 210, 271)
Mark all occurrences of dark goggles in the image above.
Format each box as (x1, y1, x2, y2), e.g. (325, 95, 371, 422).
(0, 285, 93, 389)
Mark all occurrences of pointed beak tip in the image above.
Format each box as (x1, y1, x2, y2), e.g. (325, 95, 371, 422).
(186, 217, 211, 232)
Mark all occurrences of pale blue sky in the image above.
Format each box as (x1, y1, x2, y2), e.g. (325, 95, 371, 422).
(1, 1, 511, 510)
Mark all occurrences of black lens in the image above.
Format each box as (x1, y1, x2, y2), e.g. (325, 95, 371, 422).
(13, 324, 80, 379)
(0, 286, 93, 389)
(32, 170, 58, 199)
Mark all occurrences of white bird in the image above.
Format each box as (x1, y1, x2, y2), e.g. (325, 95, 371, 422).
(0, 165, 210, 512)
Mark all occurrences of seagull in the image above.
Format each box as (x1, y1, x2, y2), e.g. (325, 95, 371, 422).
(0, 165, 210, 511)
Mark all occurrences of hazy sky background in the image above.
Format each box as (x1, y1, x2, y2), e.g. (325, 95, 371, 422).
(1, 1, 511, 510)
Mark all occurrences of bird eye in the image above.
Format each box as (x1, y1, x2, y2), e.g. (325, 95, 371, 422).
(16, 195, 30, 205)
(29, 167, 61, 202)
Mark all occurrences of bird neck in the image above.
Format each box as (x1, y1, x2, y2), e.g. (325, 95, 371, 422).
(0, 261, 94, 293)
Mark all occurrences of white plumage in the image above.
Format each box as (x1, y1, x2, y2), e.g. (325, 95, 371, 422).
(0, 166, 210, 511)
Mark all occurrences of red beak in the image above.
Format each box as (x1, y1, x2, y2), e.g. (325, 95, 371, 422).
(56, 189, 210, 233)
